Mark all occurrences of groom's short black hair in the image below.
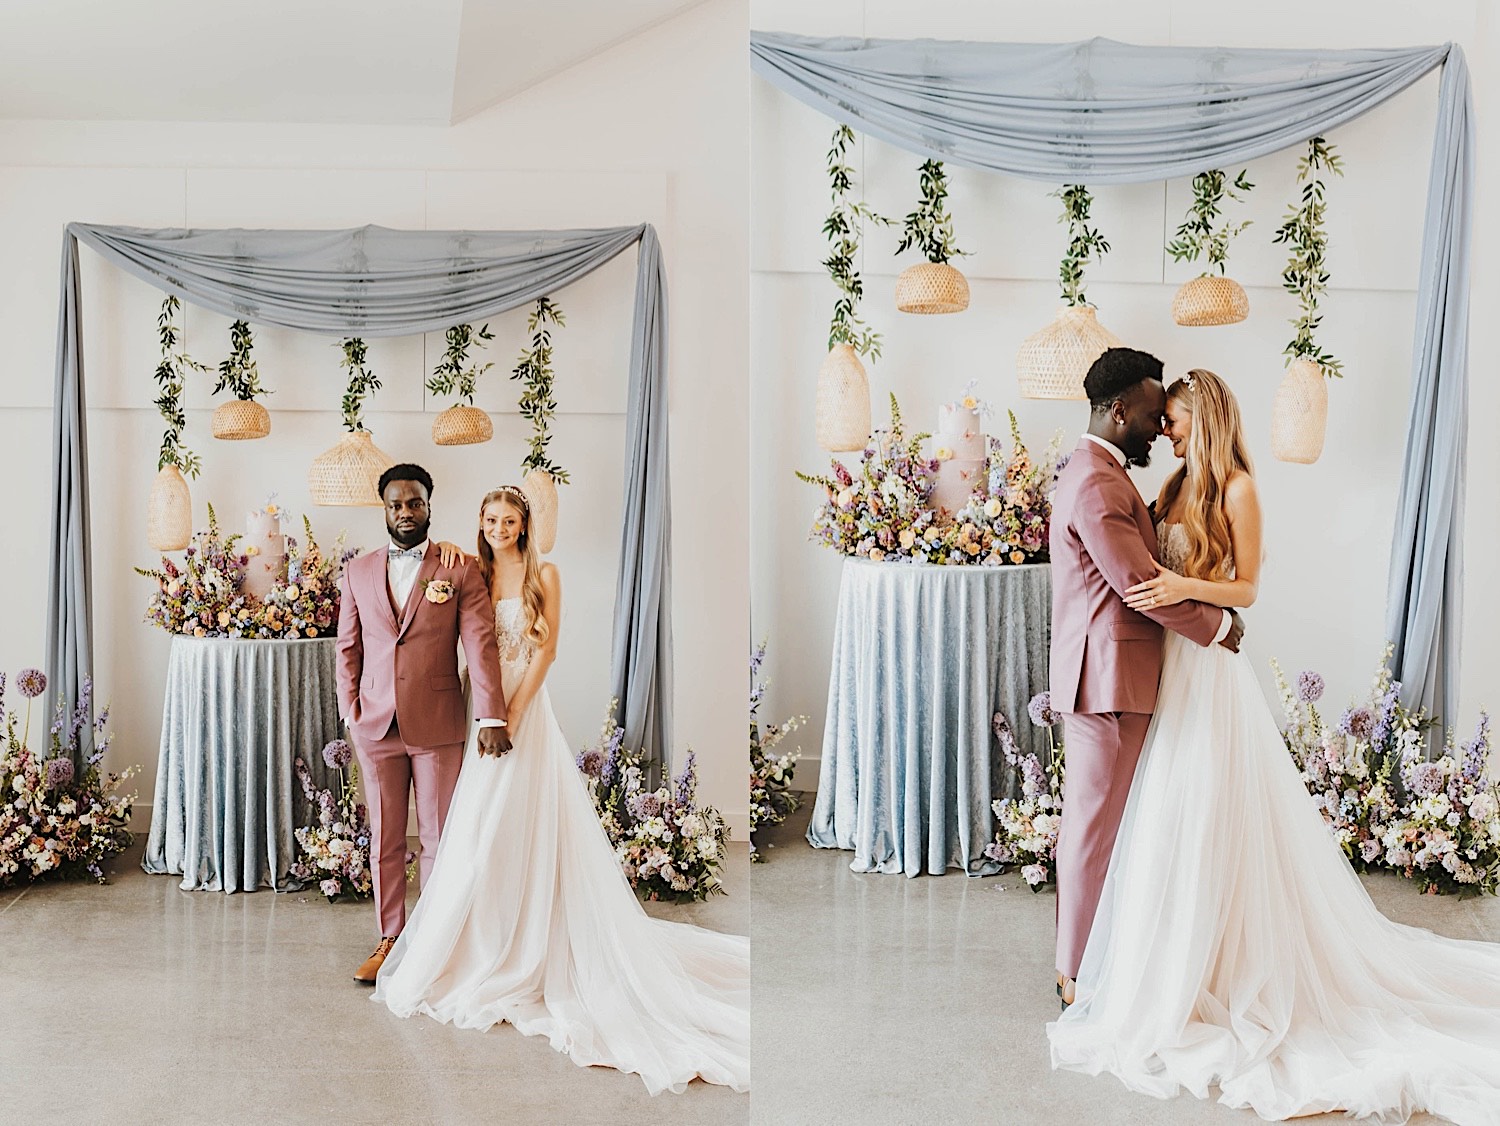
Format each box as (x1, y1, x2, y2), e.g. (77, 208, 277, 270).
(377, 463, 434, 500)
(1085, 348, 1164, 413)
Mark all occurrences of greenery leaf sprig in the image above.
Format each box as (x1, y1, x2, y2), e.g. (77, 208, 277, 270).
(425, 322, 496, 405)
(337, 337, 381, 432)
(1054, 185, 1111, 306)
(212, 319, 270, 401)
(895, 159, 965, 266)
(1272, 136, 1344, 377)
(510, 297, 569, 484)
(1166, 169, 1254, 276)
(152, 295, 208, 476)
(822, 124, 890, 358)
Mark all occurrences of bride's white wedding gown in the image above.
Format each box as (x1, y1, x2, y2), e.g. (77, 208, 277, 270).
(1049, 523, 1500, 1125)
(372, 598, 750, 1095)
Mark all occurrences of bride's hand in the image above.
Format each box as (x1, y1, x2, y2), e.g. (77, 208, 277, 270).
(436, 541, 468, 568)
(1124, 562, 1190, 611)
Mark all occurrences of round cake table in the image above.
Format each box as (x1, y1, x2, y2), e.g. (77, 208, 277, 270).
(142, 635, 342, 893)
(806, 558, 1052, 876)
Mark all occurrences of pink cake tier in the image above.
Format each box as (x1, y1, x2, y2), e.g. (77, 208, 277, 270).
(242, 509, 287, 600)
(930, 403, 986, 517)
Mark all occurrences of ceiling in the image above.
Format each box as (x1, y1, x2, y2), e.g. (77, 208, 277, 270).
(0, 0, 707, 125)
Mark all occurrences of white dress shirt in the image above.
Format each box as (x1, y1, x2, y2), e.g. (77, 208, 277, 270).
(1081, 433, 1232, 644)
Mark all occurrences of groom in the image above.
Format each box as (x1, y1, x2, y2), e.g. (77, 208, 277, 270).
(336, 463, 510, 984)
(1049, 348, 1243, 1010)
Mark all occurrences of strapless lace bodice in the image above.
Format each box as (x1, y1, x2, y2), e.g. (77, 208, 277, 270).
(494, 597, 534, 675)
(1156, 521, 1234, 578)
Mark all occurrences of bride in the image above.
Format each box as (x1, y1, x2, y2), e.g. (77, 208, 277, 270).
(372, 484, 749, 1095)
(1048, 370, 1500, 1124)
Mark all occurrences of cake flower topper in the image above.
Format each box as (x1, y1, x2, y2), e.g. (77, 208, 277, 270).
(948, 378, 994, 421)
(259, 492, 286, 527)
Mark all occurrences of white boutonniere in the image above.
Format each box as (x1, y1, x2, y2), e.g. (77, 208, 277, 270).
(422, 579, 455, 604)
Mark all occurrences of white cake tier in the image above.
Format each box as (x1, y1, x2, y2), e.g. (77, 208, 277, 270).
(936, 404, 986, 460)
(931, 458, 986, 516)
(246, 510, 280, 539)
(242, 520, 287, 601)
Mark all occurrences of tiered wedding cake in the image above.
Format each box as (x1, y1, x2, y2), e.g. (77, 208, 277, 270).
(242, 504, 287, 600)
(930, 399, 987, 517)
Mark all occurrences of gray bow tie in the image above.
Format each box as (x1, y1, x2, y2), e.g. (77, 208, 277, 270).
(388, 545, 424, 560)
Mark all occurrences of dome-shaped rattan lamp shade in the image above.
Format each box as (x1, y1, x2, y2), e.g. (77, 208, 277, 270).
(147, 466, 193, 551)
(1271, 358, 1330, 465)
(895, 262, 970, 315)
(816, 344, 872, 452)
(1016, 305, 1124, 400)
(522, 469, 558, 555)
(211, 398, 271, 440)
(432, 404, 494, 446)
(308, 430, 395, 506)
(1172, 275, 1250, 326)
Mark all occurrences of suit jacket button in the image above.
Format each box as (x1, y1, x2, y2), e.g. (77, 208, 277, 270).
(396, 638, 405, 645)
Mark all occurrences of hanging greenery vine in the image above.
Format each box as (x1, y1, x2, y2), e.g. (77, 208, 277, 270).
(1054, 185, 1111, 306)
(1273, 136, 1345, 376)
(425, 322, 496, 405)
(822, 124, 888, 358)
(510, 298, 569, 483)
(895, 159, 964, 265)
(152, 295, 208, 476)
(212, 319, 270, 401)
(337, 337, 381, 431)
(1166, 169, 1254, 275)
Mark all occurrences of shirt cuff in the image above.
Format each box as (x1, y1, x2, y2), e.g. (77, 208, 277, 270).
(1212, 609, 1232, 645)
(476, 717, 507, 728)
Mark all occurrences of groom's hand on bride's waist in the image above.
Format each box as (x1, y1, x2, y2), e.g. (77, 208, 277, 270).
(477, 725, 513, 757)
(1218, 611, 1245, 653)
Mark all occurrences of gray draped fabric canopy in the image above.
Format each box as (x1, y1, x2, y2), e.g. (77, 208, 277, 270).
(752, 32, 1472, 725)
(48, 223, 673, 769)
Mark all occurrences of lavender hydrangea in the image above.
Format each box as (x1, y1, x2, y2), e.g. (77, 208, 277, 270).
(322, 739, 353, 770)
(16, 668, 45, 699)
(1296, 670, 1325, 704)
(1027, 692, 1057, 729)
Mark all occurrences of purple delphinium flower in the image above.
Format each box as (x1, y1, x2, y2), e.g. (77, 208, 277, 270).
(16, 668, 45, 699)
(1408, 761, 1444, 798)
(1296, 671, 1325, 703)
(322, 739, 353, 770)
(1371, 681, 1403, 754)
(1461, 713, 1492, 783)
(992, 711, 1022, 767)
(1026, 692, 1056, 728)
(674, 750, 698, 808)
(44, 757, 74, 790)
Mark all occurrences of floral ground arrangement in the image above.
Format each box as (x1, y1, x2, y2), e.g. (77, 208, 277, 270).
(987, 650, 1500, 897)
(749, 642, 805, 862)
(577, 703, 731, 902)
(796, 395, 1061, 566)
(0, 669, 135, 887)
(292, 739, 380, 901)
(135, 503, 350, 639)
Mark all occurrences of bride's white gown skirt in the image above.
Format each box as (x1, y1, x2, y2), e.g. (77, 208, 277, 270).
(1049, 632, 1500, 1124)
(373, 664, 749, 1095)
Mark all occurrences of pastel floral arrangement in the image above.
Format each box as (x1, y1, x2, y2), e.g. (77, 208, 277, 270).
(136, 503, 351, 639)
(0, 669, 135, 888)
(577, 701, 731, 902)
(797, 395, 1061, 566)
(1275, 648, 1500, 896)
(292, 740, 374, 901)
(749, 641, 806, 862)
(985, 694, 1066, 889)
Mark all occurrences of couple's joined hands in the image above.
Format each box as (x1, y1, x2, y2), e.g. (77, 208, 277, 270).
(1124, 561, 1244, 653)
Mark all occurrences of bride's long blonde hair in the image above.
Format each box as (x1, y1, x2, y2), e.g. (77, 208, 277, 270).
(1158, 368, 1253, 581)
(476, 486, 549, 649)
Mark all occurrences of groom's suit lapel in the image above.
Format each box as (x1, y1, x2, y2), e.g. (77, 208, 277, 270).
(365, 549, 400, 632)
(396, 551, 441, 640)
(1077, 439, 1160, 562)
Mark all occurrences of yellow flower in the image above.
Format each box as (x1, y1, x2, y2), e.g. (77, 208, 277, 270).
(899, 529, 916, 549)
(965, 541, 981, 556)
(245, 544, 260, 557)
(217, 612, 230, 627)
(306, 627, 318, 638)
(984, 498, 1003, 519)
(193, 626, 206, 637)
(1010, 550, 1026, 564)
(285, 584, 301, 600)
(238, 608, 250, 621)
(935, 446, 954, 461)
(868, 548, 885, 563)
(265, 504, 279, 515)
(961, 396, 977, 410)
(924, 526, 941, 542)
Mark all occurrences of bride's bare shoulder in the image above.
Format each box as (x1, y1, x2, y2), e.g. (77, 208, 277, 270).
(1224, 472, 1259, 504)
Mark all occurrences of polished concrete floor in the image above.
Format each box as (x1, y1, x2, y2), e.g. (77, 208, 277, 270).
(1, 837, 750, 1126)
(751, 798, 1498, 1126)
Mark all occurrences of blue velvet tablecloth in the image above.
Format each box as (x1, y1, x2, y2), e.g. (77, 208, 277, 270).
(142, 636, 342, 893)
(806, 559, 1052, 876)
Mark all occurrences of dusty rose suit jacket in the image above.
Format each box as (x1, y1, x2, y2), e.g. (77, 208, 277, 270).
(1049, 439, 1222, 714)
(336, 548, 507, 747)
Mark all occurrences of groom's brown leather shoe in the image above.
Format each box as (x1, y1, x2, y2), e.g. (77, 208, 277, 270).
(354, 937, 397, 985)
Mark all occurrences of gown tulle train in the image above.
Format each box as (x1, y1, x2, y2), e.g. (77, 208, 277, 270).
(373, 599, 750, 1095)
(1049, 524, 1500, 1125)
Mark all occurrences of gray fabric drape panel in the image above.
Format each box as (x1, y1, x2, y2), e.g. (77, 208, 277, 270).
(751, 31, 1472, 722)
(48, 222, 674, 768)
